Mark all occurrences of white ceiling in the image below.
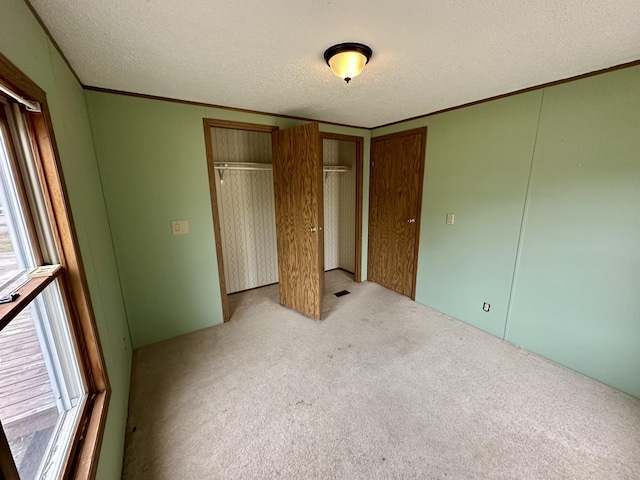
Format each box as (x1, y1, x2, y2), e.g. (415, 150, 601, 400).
(30, 0, 640, 128)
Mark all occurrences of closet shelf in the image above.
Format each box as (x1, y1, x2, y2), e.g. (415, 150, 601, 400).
(213, 162, 351, 173)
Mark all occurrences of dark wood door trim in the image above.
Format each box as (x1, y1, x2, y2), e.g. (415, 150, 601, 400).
(369, 127, 427, 300)
(410, 128, 427, 300)
(204, 119, 280, 134)
(319, 132, 365, 283)
(371, 127, 428, 144)
(202, 118, 279, 322)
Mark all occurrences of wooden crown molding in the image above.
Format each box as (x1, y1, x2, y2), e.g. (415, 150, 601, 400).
(83, 86, 370, 131)
(372, 59, 640, 130)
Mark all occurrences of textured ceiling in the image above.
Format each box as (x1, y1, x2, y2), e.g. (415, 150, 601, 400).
(30, 0, 640, 128)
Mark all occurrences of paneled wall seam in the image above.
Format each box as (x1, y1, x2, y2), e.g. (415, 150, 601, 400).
(502, 89, 546, 341)
(83, 92, 134, 345)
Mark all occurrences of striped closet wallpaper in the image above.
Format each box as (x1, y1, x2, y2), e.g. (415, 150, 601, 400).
(212, 128, 278, 293)
(323, 139, 356, 273)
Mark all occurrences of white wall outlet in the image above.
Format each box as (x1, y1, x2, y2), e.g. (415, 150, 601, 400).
(171, 220, 189, 235)
(446, 213, 455, 225)
(483, 302, 490, 312)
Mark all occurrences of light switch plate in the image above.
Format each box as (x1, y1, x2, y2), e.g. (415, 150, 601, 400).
(171, 220, 189, 235)
(446, 213, 455, 225)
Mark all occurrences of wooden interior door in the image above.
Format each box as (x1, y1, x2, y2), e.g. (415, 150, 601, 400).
(272, 122, 324, 319)
(368, 128, 426, 299)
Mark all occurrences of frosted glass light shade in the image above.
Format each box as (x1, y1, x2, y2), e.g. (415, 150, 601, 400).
(324, 43, 372, 83)
(328, 51, 367, 82)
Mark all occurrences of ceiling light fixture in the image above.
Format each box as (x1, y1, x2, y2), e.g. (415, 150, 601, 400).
(323, 43, 373, 84)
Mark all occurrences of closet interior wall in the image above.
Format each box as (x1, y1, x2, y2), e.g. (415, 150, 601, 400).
(323, 139, 356, 273)
(212, 127, 278, 293)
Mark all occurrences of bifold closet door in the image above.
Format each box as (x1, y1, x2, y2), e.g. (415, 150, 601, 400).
(272, 122, 324, 319)
(368, 128, 426, 299)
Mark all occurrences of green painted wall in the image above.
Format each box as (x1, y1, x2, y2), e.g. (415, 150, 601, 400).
(506, 68, 640, 398)
(1, 0, 132, 477)
(379, 92, 543, 338)
(373, 66, 640, 398)
(85, 91, 370, 348)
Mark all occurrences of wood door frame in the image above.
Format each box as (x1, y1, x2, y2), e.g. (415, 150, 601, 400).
(319, 132, 365, 283)
(369, 127, 427, 300)
(203, 119, 279, 322)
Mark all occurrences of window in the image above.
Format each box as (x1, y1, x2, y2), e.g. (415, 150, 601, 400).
(0, 54, 109, 479)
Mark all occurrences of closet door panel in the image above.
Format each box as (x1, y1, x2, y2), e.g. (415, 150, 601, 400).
(368, 128, 426, 299)
(272, 122, 323, 319)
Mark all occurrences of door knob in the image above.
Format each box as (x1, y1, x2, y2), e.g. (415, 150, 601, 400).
(407, 218, 416, 223)
(307, 227, 317, 233)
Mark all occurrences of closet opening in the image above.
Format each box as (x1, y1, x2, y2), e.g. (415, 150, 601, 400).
(319, 133, 363, 286)
(204, 120, 363, 322)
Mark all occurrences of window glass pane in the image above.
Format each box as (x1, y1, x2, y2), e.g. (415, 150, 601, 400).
(0, 309, 59, 479)
(0, 120, 36, 290)
(0, 271, 29, 297)
(0, 280, 86, 479)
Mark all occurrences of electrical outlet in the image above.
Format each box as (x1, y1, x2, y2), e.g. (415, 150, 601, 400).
(446, 213, 454, 225)
(483, 302, 490, 312)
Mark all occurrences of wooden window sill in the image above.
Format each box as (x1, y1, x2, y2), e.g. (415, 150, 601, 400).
(67, 389, 110, 480)
(0, 268, 61, 331)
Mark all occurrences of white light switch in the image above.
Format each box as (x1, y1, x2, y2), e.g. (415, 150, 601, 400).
(446, 213, 455, 225)
(171, 220, 189, 235)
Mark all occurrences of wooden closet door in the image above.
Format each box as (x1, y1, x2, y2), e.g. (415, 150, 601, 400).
(272, 122, 324, 319)
(368, 128, 426, 298)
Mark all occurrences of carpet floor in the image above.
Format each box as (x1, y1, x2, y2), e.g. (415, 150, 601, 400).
(122, 270, 640, 479)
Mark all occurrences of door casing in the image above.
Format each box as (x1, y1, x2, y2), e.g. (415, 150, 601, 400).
(203, 119, 279, 322)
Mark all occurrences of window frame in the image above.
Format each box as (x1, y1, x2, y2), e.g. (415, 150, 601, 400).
(0, 52, 110, 480)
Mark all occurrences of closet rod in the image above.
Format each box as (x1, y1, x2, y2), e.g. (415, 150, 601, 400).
(213, 162, 351, 172)
(323, 165, 351, 173)
(213, 162, 272, 171)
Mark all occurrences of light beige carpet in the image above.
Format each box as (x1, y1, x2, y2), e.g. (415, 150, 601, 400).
(122, 270, 640, 479)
